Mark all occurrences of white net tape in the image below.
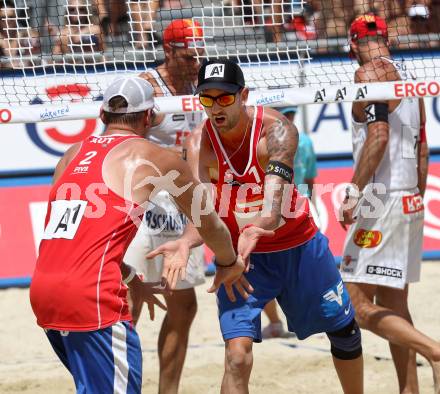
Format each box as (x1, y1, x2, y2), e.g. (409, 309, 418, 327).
(0, 0, 439, 122)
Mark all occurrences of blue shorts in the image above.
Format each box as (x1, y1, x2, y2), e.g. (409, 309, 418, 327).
(46, 321, 142, 394)
(218, 231, 354, 341)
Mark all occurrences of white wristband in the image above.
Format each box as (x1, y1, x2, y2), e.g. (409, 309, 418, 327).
(123, 265, 137, 285)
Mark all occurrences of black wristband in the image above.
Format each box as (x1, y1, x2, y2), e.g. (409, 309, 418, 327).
(214, 257, 237, 268)
(265, 160, 293, 183)
(364, 102, 388, 125)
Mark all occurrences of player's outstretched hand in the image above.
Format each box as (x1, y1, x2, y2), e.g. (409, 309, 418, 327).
(147, 239, 190, 290)
(238, 226, 275, 269)
(339, 204, 356, 231)
(128, 277, 167, 322)
(207, 256, 254, 302)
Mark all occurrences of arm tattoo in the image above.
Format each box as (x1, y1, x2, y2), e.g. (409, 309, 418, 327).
(265, 118, 298, 165)
(258, 117, 298, 228)
(182, 148, 187, 161)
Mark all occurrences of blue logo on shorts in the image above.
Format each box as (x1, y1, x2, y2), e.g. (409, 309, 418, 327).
(321, 280, 350, 318)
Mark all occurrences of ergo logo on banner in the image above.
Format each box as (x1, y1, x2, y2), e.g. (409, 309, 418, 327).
(181, 97, 203, 112)
(0, 108, 12, 123)
(394, 81, 440, 98)
(26, 84, 99, 156)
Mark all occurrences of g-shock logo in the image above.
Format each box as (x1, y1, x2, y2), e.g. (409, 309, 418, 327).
(366, 265, 402, 278)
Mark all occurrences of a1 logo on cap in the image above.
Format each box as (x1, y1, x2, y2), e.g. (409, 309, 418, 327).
(205, 63, 225, 79)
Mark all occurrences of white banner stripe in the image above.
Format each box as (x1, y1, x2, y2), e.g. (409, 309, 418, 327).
(3, 79, 440, 123)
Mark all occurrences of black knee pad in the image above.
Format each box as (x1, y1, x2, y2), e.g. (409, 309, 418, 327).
(326, 319, 362, 360)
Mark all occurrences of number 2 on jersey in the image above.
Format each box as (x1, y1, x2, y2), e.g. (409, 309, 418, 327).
(79, 151, 97, 165)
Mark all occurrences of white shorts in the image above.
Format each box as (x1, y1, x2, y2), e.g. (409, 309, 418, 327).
(124, 190, 205, 290)
(341, 190, 424, 289)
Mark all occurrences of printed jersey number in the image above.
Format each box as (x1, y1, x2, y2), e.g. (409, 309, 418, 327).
(42, 200, 87, 240)
(79, 151, 97, 165)
(401, 125, 419, 159)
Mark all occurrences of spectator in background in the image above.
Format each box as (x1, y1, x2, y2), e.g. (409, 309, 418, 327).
(128, 0, 197, 49)
(427, 0, 440, 35)
(312, 0, 348, 38)
(223, 0, 263, 26)
(23, 0, 94, 55)
(264, 0, 283, 43)
(53, 0, 105, 56)
(387, 1, 434, 48)
(262, 105, 320, 339)
(405, 0, 431, 15)
(93, 0, 110, 34)
(352, 0, 402, 21)
(407, 3, 431, 46)
(283, 3, 317, 41)
(55, 0, 127, 39)
(311, 0, 439, 44)
(0, 3, 22, 66)
(243, 0, 264, 26)
(0, 1, 40, 69)
(128, 0, 160, 49)
(89, 0, 127, 37)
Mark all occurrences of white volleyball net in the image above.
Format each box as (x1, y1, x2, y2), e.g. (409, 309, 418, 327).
(0, 0, 440, 122)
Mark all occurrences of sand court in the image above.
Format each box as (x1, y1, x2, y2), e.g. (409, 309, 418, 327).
(1, 262, 439, 393)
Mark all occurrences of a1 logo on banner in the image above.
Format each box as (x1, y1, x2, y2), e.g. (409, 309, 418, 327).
(26, 84, 102, 156)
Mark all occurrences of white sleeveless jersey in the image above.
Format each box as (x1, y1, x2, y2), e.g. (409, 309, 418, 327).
(146, 69, 204, 147)
(352, 57, 420, 192)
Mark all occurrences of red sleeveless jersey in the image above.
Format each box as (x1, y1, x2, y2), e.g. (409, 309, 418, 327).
(206, 106, 317, 253)
(30, 134, 143, 331)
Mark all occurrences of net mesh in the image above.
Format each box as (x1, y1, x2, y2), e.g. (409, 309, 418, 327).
(0, 0, 440, 108)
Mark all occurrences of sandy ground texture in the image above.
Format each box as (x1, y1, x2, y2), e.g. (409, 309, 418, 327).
(1, 262, 440, 394)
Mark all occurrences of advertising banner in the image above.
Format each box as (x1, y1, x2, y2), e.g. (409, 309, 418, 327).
(1, 161, 439, 288)
(1, 97, 440, 174)
(2, 58, 440, 174)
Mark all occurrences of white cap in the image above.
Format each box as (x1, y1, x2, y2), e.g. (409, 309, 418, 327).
(408, 4, 430, 18)
(102, 76, 155, 114)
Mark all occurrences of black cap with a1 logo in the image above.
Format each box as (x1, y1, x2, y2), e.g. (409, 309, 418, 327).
(195, 59, 245, 95)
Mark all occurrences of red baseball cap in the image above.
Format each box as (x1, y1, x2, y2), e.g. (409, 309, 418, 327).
(349, 14, 388, 58)
(163, 19, 204, 48)
(350, 14, 388, 42)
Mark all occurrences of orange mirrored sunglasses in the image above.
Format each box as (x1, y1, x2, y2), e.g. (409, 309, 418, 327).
(199, 93, 236, 108)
